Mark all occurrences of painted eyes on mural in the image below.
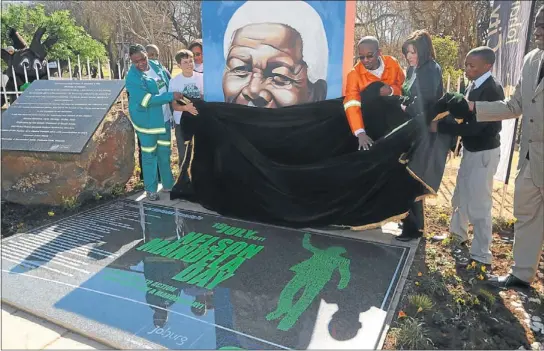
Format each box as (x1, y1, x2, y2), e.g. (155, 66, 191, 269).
(271, 74, 294, 87)
(229, 64, 251, 76)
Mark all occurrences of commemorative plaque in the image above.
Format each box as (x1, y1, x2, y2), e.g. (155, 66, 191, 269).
(1, 80, 125, 153)
(1, 200, 410, 349)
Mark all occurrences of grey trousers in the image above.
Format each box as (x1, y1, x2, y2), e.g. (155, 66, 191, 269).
(450, 147, 500, 264)
(511, 162, 544, 282)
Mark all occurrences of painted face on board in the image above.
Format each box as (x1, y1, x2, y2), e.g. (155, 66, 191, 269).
(222, 23, 326, 108)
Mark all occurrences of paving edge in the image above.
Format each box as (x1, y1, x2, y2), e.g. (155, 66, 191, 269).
(1, 300, 117, 350)
(376, 237, 421, 349)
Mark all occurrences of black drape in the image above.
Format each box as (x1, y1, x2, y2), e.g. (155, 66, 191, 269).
(171, 90, 442, 228)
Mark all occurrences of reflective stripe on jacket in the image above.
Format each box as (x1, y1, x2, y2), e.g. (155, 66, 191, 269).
(343, 56, 405, 134)
(125, 60, 174, 134)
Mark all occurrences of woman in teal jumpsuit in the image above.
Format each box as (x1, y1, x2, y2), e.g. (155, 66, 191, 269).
(125, 44, 184, 200)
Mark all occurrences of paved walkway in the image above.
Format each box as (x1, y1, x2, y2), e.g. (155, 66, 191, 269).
(1, 303, 110, 350)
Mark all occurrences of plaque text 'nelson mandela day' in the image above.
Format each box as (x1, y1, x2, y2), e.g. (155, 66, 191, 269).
(1, 200, 410, 350)
(1, 80, 125, 153)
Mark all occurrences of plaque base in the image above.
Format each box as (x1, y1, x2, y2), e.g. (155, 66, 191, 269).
(1, 108, 134, 206)
(1, 200, 412, 350)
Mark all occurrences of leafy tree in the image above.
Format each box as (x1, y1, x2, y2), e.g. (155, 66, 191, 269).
(432, 36, 465, 92)
(432, 36, 459, 69)
(1, 4, 106, 63)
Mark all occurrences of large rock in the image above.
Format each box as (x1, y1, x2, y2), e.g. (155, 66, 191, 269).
(1, 103, 135, 206)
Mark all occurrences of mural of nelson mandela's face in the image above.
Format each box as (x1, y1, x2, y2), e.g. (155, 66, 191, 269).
(222, 23, 327, 108)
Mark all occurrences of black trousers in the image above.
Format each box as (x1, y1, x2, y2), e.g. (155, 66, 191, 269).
(401, 200, 424, 238)
(174, 118, 195, 196)
(174, 122, 185, 163)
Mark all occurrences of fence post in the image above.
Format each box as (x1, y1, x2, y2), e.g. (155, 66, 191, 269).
(46, 60, 51, 79)
(35, 65, 40, 80)
(23, 66, 29, 83)
(2, 75, 10, 106)
(78, 55, 82, 80)
(87, 58, 91, 79)
(97, 59, 102, 79)
(57, 60, 61, 78)
(68, 57, 73, 80)
(446, 74, 451, 92)
(11, 67, 19, 95)
(107, 59, 112, 80)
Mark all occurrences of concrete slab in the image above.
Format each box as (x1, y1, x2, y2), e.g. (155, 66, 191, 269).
(44, 332, 109, 350)
(1, 309, 67, 349)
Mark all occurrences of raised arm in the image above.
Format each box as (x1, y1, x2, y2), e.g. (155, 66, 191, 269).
(473, 79, 523, 122)
(302, 233, 318, 254)
(337, 259, 351, 289)
(126, 78, 174, 109)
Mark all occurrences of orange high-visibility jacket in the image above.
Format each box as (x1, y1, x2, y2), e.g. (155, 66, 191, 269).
(343, 55, 406, 134)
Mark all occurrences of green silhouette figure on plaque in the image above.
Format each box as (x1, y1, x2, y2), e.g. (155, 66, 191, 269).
(266, 233, 351, 331)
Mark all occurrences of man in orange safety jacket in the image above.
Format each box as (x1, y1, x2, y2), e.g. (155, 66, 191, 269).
(344, 36, 406, 150)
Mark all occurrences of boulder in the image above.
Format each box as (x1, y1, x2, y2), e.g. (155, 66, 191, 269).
(1, 103, 135, 206)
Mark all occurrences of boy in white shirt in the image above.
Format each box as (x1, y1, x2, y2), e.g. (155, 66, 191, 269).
(169, 49, 203, 162)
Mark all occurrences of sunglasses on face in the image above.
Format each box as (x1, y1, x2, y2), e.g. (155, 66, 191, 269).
(359, 51, 378, 61)
(193, 52, 202, 57)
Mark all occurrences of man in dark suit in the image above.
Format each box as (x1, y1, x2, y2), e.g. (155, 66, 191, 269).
(430, 46, 505, 269)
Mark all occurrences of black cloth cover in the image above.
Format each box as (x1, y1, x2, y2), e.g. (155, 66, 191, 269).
(171, 86, 445, 228)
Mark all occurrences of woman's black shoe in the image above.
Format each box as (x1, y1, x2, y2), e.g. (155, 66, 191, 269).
(395, 233, 421, 242)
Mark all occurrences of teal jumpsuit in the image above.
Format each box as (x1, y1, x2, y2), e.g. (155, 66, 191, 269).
(125, 60, 175, 193)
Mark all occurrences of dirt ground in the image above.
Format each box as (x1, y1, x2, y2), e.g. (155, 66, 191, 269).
(384, 152, 544, 350)
(3, 136, 543, 350)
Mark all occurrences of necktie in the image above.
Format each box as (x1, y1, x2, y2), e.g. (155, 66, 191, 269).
(464, 82, 474, 98)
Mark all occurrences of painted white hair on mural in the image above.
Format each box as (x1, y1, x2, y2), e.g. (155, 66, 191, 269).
(223, 0, 329, 83)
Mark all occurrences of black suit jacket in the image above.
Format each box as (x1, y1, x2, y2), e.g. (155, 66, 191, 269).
(438, 75, 505, 152)
(405, 59, 444, 124)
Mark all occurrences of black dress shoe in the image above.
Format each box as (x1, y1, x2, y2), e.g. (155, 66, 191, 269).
(457, 258, 491, 272)
(487, 274, 530, 289)
(395, 234, 420, 242)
